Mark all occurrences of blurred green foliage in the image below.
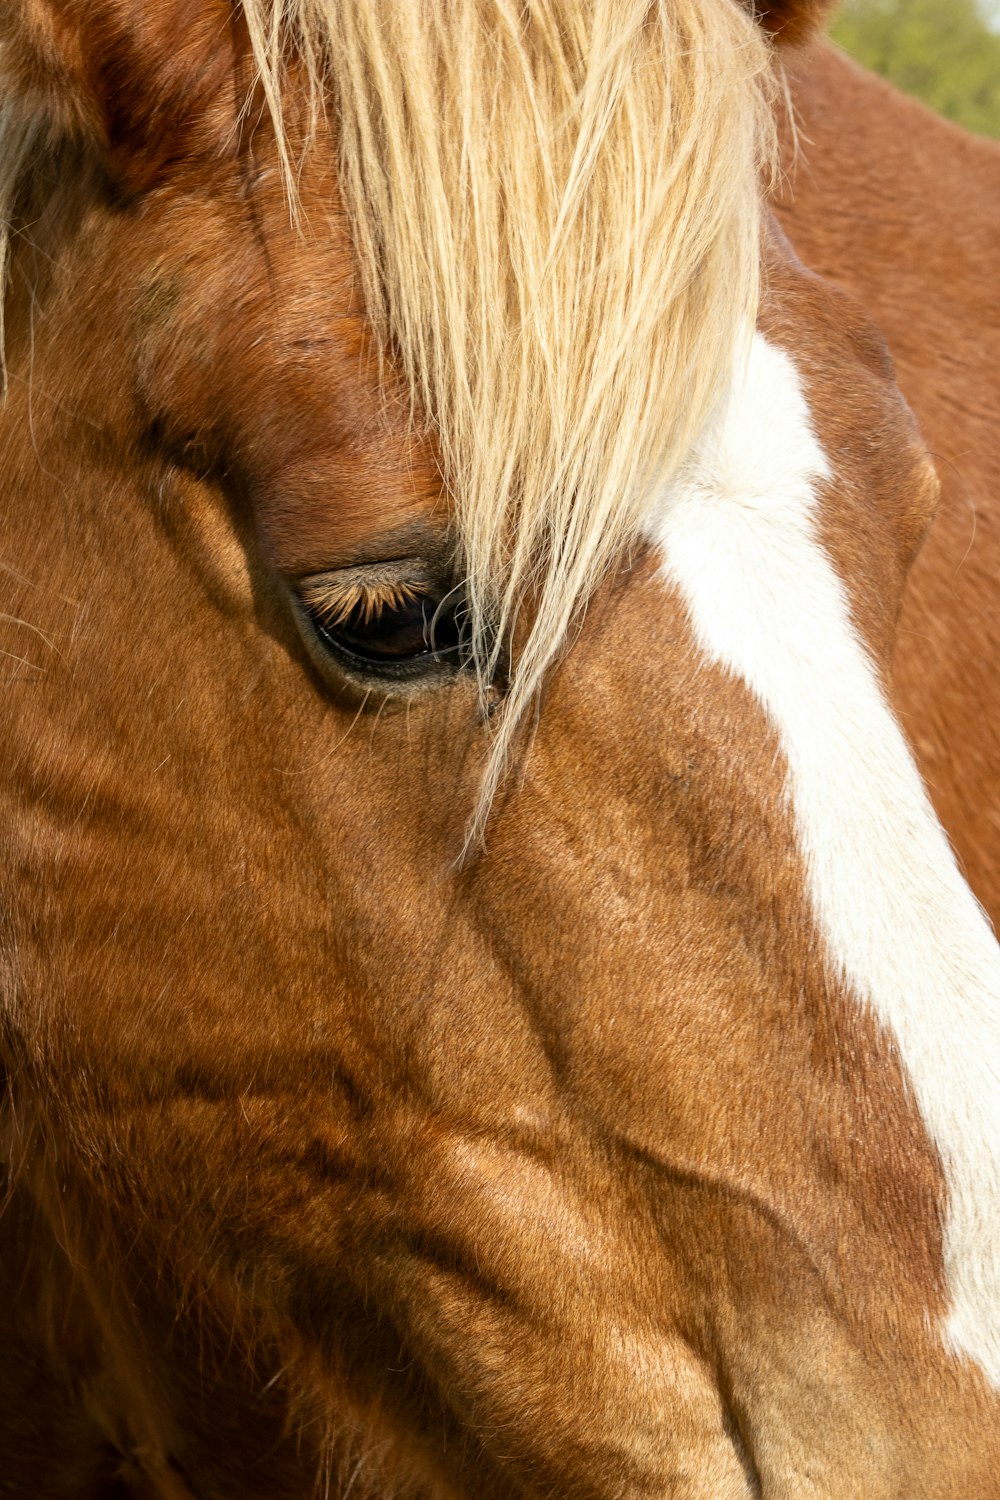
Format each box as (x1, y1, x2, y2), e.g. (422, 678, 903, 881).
(829, 0, 1000, 138)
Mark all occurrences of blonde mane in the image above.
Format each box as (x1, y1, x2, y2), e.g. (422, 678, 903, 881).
(243, 0, 777, 840)
(2, 1, 778, 840)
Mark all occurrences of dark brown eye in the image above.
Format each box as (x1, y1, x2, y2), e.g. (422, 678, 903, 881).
(295, 574, 466, 679)
(315, 592, 461, 663)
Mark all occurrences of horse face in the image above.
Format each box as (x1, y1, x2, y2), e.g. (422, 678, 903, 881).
(3, 4, 1000, 1498)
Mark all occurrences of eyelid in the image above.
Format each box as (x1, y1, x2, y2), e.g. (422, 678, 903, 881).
(297, 554, 434, 594)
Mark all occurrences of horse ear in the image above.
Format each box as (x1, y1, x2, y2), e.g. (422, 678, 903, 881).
(741, 0, 834, 46)
(0, 1, 240, 189)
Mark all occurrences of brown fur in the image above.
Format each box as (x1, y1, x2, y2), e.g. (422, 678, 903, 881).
(0, 5, 998, 1497)
(743, 0, 834, 46)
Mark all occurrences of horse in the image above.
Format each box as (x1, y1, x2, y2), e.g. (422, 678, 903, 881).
(1, 0, 999, 1494)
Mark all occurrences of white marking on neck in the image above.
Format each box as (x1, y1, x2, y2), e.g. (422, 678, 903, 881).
(645, 331, 1000, 1384)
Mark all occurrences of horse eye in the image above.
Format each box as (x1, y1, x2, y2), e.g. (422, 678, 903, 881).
(296, 580, 466, 677)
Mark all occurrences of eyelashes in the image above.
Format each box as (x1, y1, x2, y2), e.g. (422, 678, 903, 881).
(297, 575, 425, 629)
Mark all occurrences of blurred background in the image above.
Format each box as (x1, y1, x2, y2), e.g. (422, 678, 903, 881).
(828, 0, 1000, 137)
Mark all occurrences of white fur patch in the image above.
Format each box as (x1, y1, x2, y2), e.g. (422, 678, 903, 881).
(644, 332, 1000, 1384)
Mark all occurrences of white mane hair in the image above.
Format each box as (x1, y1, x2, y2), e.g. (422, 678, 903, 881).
(243, 0, 778, 838)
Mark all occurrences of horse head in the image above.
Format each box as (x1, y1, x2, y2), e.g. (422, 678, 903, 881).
(1, 2, 998, 1496)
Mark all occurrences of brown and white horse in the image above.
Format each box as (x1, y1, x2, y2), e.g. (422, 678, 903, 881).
(1, 1, 999, 1495)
